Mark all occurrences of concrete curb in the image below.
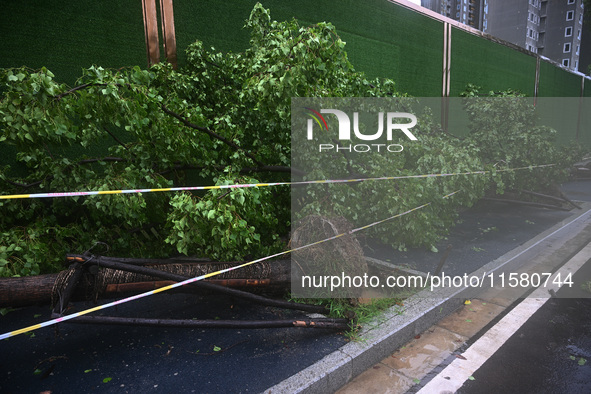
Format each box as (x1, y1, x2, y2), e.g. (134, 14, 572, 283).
(265, 203, 591, 394)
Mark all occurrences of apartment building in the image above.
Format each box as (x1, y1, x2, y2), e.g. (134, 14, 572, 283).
(487, 0, 584, 70)
(536, 0, 585, 70)
(422, 0, 488, 30)
(421, 0, 585, 72)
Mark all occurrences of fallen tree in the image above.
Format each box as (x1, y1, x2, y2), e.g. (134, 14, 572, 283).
(0, 256, 290, 307)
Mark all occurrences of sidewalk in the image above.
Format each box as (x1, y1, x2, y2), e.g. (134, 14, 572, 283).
(269, 180, 591, 393)
(338, 243, 591, 394)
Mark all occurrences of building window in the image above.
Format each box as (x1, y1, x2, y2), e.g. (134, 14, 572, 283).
(566, 10, 574, 20)
(532, 13, 540, 23)
(576, 45, 580, 55)
(578, 29, 582, 39)
(568, 0, 575, 4)
(566, 26, 573, 36)
(564, 43, 571, 53)
(562, 59, 570, 67)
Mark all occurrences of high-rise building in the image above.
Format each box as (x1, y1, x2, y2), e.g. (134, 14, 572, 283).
(421, 0, 585, 72)
(487, 0, 584, 70)
(421, 0, 488, 30)
(540, 0, 585, 70)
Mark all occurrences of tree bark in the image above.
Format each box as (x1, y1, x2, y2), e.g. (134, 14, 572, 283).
(0, 273, 59, 307)
(0, 258, 291, 307)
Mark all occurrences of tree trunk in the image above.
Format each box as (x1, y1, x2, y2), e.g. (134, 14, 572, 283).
(0, 258, 291, 307)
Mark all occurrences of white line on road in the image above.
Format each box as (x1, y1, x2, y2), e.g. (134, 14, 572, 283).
(417, 240, 591, 394)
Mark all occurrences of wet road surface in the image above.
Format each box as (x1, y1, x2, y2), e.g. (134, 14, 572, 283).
(457, 258, 591, 394)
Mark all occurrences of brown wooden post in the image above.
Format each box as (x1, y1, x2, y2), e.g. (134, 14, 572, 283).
(160, 0, 178, 69)
(142, 0, 160, 67)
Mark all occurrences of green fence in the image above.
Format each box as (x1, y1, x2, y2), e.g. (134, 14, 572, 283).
(0, 0, 145, 85)
(585, 77, 591, 98)
(0, 1, 589, 104)
(538, 60, 584, 97)
(449, 29, 538, 97)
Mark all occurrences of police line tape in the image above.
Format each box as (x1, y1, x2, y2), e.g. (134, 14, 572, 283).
(0, 164, 555, 200)
(0, 191, 459, 341)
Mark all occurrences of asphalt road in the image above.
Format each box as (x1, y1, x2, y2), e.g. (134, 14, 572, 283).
(367, 200, 574, 278)
(0, 293, 346, 393)
(458, 257, 591, 394)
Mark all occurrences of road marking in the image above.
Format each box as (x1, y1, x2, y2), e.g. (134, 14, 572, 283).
(417, 241, 591, 393)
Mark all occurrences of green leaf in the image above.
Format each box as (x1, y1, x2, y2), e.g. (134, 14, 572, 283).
(213, 345, 221, 352)
(0, 308, 15, 316)
(103, 377, 112, 383)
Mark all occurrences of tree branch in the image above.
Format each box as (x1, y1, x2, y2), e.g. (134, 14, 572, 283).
(76, 157, 127, 165)
(157, 163, 305, 177)
(1, 177, 31, 188)
(54, 83, 95, 99)
(53, 82, 131, 100)
(104, 128, 136, 157)
(160, 104, 265, 167)
(1, 157, 127, 190)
